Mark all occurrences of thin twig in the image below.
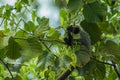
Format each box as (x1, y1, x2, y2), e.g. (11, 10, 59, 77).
(91, 57, 114, 66)
(39, 39, 66, 45)
(42, 42, 51, 52)
(0, 58, 14, 80)
(112, 61, 120, 79)
(14, 37, 27, 40)
(57, 66, 75, 80)
(0, 18, 4, 27)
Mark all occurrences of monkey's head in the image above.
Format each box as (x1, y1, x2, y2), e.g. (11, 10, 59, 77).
(64, 25, 81, 46)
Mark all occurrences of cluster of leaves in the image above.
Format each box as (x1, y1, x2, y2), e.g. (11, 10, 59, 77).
(0, 0, 120, 80)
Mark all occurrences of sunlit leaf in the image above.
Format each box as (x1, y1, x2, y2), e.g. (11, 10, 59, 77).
(21, 0, 29, 4)
(37, 51, 55, 70)
(0, 64, 4, 75)
(0, 47, 7, 59)
(15, 30, 28, 38)
(24, 21, 36, 32)
(15, 1, 22, 12)
(35, 17, 49, 36)
(47, 28, 60, 39)
(3, 10, 11, 19)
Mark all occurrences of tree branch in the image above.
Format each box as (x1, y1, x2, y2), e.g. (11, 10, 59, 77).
(0, 18, 4, 27)
(57, 66, 75, 80)
(112, 61, 120, 79)
(91, 57, 114, 66)
(0, 58, 14, 80)
(39, 39, 66, 45)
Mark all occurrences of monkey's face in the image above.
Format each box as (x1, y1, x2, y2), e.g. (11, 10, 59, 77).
(68, 25, 81, 39)
(64, 25, 81, 46)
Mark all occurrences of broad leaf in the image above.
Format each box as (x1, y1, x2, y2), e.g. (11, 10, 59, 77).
(81, 20, 102, 44)
(35, 17, 49, 36)
(101, 40, 120, 63)
(21, 0, 29, 4)
(14, 74, 23, 80)
(78, 60, 105, 80)
(83, 1, 107, 23)
(15, 1, 22, 12)
(24, 21, 36, 32)
(0, 47, 7, 59)
(67, 0, 83, 13)
(37, 51, 55, 70)
(0, 31, 5, 48)
(98, 21, 115, 34)
(6, 37, 22, 59)
(47, 28, 60, 39)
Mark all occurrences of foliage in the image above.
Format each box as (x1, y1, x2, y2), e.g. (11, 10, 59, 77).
(0, 0, 120, 80)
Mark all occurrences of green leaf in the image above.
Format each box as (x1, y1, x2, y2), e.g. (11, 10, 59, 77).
(48, 71, 55, 80)
(14, 74, 23, 80)
(67, 0, 83, 13)
(83, 1, 107, 23)
(21, 0, 29, 4)
(81, 20, 102, 44)
(24, 21, 36, 32)
(0, 31, 6, 48)
(62, 55, 72, 65)
(32, 11, 36, 22)
(15, 30, 28, 38)
(0, 64, 4, 75)
(104, 67, 117, 80)
(101, 40, 120, 63)
(0, 47, 7, 59)
(26, 37, 42, 52)
(98, 22, 115, 34)
(35, 17, 49, 36)
(3, 10, 11, 19)
(16, 37, 42, 58)
(60, 9, 68, 26)
(5, 4, 13, 11)
(6, 37, 22, 59)
(0, 6, 4, 17)
(78, 60, 105, 80)
(37, 51, 55, 70)
(55, 0, 67, 8)
(37, 17, 49, 26)
(15, 1, 22, 12)
(47, 28, 60, 39)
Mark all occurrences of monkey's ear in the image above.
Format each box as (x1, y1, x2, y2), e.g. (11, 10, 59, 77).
(67, 25, 73, 32)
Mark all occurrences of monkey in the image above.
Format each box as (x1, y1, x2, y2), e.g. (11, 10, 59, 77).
(64, 25, 91, 51)
(64, 25, 73, 46)
(58, 25, 91, 80)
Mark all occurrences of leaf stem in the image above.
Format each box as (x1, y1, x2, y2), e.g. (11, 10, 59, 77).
(0, 58, 14, 80)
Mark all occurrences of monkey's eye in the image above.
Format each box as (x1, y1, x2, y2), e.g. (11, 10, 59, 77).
(67, 25, 73, 32)
(73, 27, 80, 34)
